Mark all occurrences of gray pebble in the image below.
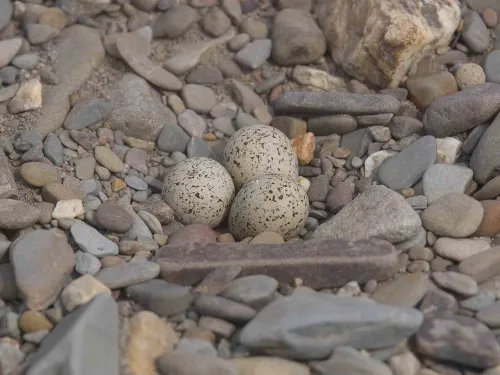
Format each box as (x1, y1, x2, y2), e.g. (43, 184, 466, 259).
(75, 251, 102, 275)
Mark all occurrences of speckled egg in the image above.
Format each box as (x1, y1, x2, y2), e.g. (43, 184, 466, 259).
(228, 174, 309, 240)
(222, 125, 299, 189)
(162, 157, 235, 228)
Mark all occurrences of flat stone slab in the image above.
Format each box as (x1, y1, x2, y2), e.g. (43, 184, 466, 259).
(273, 91, 400, 116)
(154, 238, 398, 289)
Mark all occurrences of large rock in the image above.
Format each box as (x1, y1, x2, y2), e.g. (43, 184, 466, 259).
(155, 238, 399, 289)
(312, 185, 422, 244)
(271, 8, 326, 66)
(107, 74, 178, 142)
(471, 112, 500, 184)
(239, 293, 423, 360)
(33, 26, 105, 137)
(25, 295, 119, 375)
(0, 199, 40, 230)
(316, 0, 461, 87)
(10, 229, 76, 310)
(422, 83, 500, 138)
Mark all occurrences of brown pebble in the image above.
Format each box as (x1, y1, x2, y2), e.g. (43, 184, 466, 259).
(332, 147, 351, 159)
(291, 132, 315, 165)
(101, 256, 126, 268)
(217, 233, 235, 243)
(269, 85, 284, 103)
(19, 311, 53, 333)
(483, 8, 498, 28)
(202, 133, 217, 141)
(184, 327, 216, 342)
(398, 188, 415, 199)
(111, 178, 126, 192)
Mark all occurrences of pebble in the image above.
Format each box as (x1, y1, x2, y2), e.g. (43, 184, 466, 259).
(25, 24, 60, 44)
(60, 274, 111, 312)
(421, 194, 484, 238)
(176, 338, 217, 356)
(406, 71, 458, 109)
(43, 133, 63, 166)
(11, 54, 39, 70)
(126, 279, 193, 317)
(64, 99, 113, 131)
(52, 199, 85, 220)
(202, 8, 231, 37)
(0, 341, 24, 374)
(95, 258, 160, 289)
(475, 200, 500, 237)
(455, 63, 486, 89)
(434, 237, 490, 262)
(432, 271, 478, 297)
(186, 65, 224, 85)
(94, 146, 124, 173)
(0, 84, 19, 103)
(193, 295, 257, 323)
(70, 221, 119, 257)
(182, 84, 217, 114)
(8, 78, 42, 114)
(476, 301, 500, 327)
(377, 136, 436, 190)
(75, 251, 102, 275)
(484, 50, 500, 84)
(0, 199, 40, 230)
(229, 79, 265, 113)
(19, 311, 53, 333)
(313, 346, 391, 375)
(0, 38, 22, 68)
(221, 275, 278, 309)
(371, 272, 429, 307)
(235, 39, 272, 70)
(157, 352, 238, 375)
(460, 290, 496, 312)
(389, 116, 423, 140)
(459, 247, 500, 283)
(95, 200, 133, 233)
(152, 5, 198, 39)
(462, 11, 490, 53)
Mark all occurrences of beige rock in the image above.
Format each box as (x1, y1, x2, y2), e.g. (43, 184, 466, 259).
(316, 0, 461, 87)
(291, 132, 315, 165)
(232, 357, 310, 375)
(292, 65, 345, 90)
(250, 231, 285, 245)
(52, 199, 85, 220)
(126, 311, 178, 375)
(455, 63, 486, 90)
(60, 274, 111, 312)
(8, 79, 42, 114)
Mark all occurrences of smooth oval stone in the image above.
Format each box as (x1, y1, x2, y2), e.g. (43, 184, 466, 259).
(94, 146, 124, 173)
(95, 201, 134, 233)
(371, 272, 429, 307)
(193, 295, 257, 323)
(377, 135, 436, 190)
(20, 162, 59, 187)
(484, 50, 500, 84)
(0, 199, 40, 230)
(476, 301, 500, 328)
(432, 271, 478, 297)
(95, 258, 160, 289)
(63, 99, 113, 130)
(422, 164, 473, 204)
(221, 275, 278, 309)
(471, 112, 500, 184)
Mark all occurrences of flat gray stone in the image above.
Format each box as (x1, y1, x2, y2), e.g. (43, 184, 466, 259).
(63, 99, 113, 130)
(476, 301, 500, 327)
(122, 210, 153, 240)
(308, 115, 357, 136)
(239, 293, 423, 360)
(95, 200, 134, 233)
(75, 251, 101, 275)
(416, 314, 500, 369)
(423, 164, 473, 204)
(193, 295, 256, 323)
(11, 54, 39, 70)
(312, 185, 422, 244)
(462, 11, 490, 53)
(95, 258, 160, 289)
(432, 271, 478, 297)
(474, 175, 500, 200)
(340, 128, 371, 158)
(422, 83, 500, 138)
(25, 295, 119, 375)
(152, 5, 198, 39)
(220, 275, 278, 309)
(471, 112, 500, 184)
(157, 121, 190, 153)
(389, 116, 423, 140)
(70, 222, 119, 257)
(125, 148, 148, 174)
(229, 79, 265, 113)
(234, 39, 272, 70)
(463, 123, 489, 155)
(460, 291, 496, 312)
(213, 117, 236, 136)
(273, 91, 400, 116)
(186, 65, 224, 85)
(0, 0, 12, 32)
(0, 39, 21, 68)
(124, 175, 148, 191)
(178, 109, 206, 137)
(377, 135, 437, 190)
(108, 73, 178, 142)
(126, 279, 194, 317)
(181, 84, 217, 114)
(156, 352, 238, 375)
(187, 137, 217, 159)
(10, 229, 75, 310)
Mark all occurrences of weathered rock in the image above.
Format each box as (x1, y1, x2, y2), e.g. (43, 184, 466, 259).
(471, 112, 500, 184)
(434, 237, 491, 262)
(71, 222, 119, 257)
(316, 0, 461, 87)
(475, 200, 500, 237)
(33, 26, 105, 137)
(25, 295, 119, 375)
(155, 238, 399, 289)
(416, 314, 500, 369)
(63, 99, 113, 131)
(313, 185, 422, 244)
(459, 246, 500, 283)
(423, 164, 474, 204)
(108, 73, 177, 142)
(0, 38, 22, 69)
(239, 293, 423, 360)
(423, 83, 500, 138)
(10, 229, 75, 310)
(274, 91, 400, 116)
(271, 8, 326, 66)
(60, 274, 111, 312)
(152, 5, 198, 39)
(462, 10, 491, 53)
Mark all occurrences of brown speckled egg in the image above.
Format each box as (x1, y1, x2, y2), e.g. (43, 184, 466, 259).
(222, 125, 298, 190)
(228, 174, 309, 240)
(162, 157, 235, 228)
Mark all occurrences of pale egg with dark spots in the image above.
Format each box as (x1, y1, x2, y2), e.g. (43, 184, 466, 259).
(222, 124, 298, 190)
(228, 174, 309, 240)
(162, 157, 235, 228)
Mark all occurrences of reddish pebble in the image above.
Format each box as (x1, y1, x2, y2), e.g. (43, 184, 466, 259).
(483, 8, 498, 28)
(269, 85, 284, 103)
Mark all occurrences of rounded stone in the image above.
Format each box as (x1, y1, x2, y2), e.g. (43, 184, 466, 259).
(421, 194, 484, 238)
(474, 200, 500, 237)
(181, 84, 217, 114)
(20, 162, 59, 187)
(455, 63, 486, 90)
(0, 199, 40, 230)
(94, 146, 124, 173)
(95, 201, 134, 233)
(18, 311, 53, 333)
(162, 157, 235, 228)
(222, 125, 298, 190)
(168, 224, 217, 246)
(228, 174, 309, 241)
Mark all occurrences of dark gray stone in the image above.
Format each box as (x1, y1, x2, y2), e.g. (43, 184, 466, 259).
(308, 115, 357, 136)
(63, 99, 112, 131)
(463, 123, 489, 155)
(307, 174, 330, 202)
(96, 258, 160, 289)
(340, 128, 372, 158)
(157, 122, 190, 153)
(471, 112, 500, 184)
(422, 83, 500, 138)
(416, 314, 500, 369)
(95, 200, 134, 233)
(462, 11, 490, 53)
(193, 295, 256, 323)
(25, 295, 119, 375)
(313, 185, 422, 244)
(377, 135, 436, 190)
(484, 50, 500, 84)
(43, 133, 63, 166)
(239, 293, 423, 360)
(71, 222, 119, 257)
(126, 279, 194, 317)
(273, 91, 401, 116)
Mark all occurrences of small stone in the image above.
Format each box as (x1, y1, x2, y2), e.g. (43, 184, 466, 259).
(70, 221, 119, 257)
(95, 258, 160, 289)
(475, 200, 500, 237)
(221, 275, 278, 309)
(186, 65, 224, 85)
(455, 63, 486, 90)
(8, 78, 42, 114)
(94, 146, 124, 173)
(291, 132, 315, 165)
(182, 84, 217, 114)
(250, 232, 285, 245)
(60, 274, 111, 312)
(156, 352, 238, 375)
(235, 39, 272, 70)
(52, 199, 85, 220)
(372, 273, 429, 307)
(202, 8, 231, 37)
(24, 24, 59, 44)
(462, 11, 490, 53)
(0, 38, 22, 69)
(152, 5, 198, 39)
(95, 200, 134, 233)
(432, 271, 478, 297)
(433, 237, 490, 262)
(193, 294, 257, 323)
(75, 251, 101, 275)
(0, 199, 40, 230)
(423, 164, 473, 204)
(19, 311, 53, 333)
